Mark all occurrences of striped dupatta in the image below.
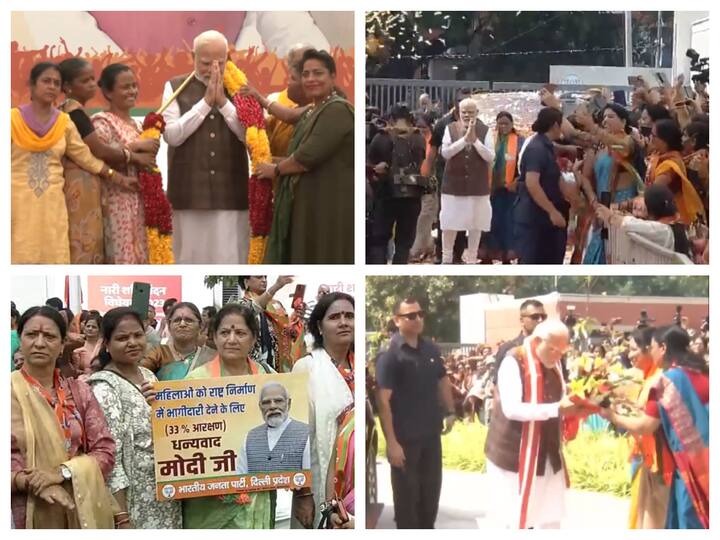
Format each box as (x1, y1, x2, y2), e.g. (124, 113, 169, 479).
(656, 368, 709, 528)
(514, 340, 570, 529)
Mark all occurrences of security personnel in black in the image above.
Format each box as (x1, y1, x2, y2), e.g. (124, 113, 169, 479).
(514, 107, 570, 264)
(375, 297, 456, 528)
(492, 299, 547, 384)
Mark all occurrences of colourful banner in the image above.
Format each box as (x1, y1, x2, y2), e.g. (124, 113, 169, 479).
(151, 372, 311, 501)
(86, 276, 182, 317)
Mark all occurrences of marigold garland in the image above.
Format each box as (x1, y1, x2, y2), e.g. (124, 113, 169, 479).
(139, 112, 174, 264)
(224, 61, 273, 263)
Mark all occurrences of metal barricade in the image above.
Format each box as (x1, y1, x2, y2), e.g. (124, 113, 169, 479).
(607, 221, 693, 264)
(365, 79, 490, 115)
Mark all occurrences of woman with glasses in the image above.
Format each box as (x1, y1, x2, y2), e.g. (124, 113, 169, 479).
(140, 302, 215, 381)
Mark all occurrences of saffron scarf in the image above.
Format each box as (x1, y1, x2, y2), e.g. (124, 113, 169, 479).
(493, 131, 519, 189)
(647, 152, 705, 225)
(11, 107, 68, 152)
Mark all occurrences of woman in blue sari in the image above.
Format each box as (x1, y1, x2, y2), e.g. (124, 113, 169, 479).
(602, 326, 709, 528)
(574, 103, 643, 264)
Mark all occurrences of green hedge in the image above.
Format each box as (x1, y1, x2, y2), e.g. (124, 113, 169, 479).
(376, 421, 630, 497)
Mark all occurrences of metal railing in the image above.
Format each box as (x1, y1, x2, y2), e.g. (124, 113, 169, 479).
(366, 78, 490, 115)
(436, 343, 480, 357)
(366, 78, 634, 115)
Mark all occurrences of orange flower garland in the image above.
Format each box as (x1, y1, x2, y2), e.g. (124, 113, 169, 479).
(139, 113, 174, 264)
(223, 61, 273, 264)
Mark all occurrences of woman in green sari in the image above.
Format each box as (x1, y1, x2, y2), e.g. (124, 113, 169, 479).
(182, 303, 314, 528)
(244, 49, 354, 264)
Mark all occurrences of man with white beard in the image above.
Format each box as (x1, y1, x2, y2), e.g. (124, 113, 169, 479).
(439, 98, 495, 264)
(238, 382, 310, 474)
(162, 30, 250, 263)
(483, 319, 588, 528)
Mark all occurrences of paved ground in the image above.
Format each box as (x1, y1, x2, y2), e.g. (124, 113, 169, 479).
(374, 460, 629, 529)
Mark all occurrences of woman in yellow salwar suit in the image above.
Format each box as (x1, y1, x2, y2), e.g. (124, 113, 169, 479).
(11, 62, 135, 264)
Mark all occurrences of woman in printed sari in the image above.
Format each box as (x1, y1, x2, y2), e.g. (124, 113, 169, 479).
(92, 63, 149, 264)
(645, 119, 705, 227)
(11, 62, 135, 264)
(57, 58, 159, 264)
(573, 103, 643, 264)
(602, 325, 709, 529)
(140, 302, 215, 381)
(88, 307, 182, 529)
(245, 49, 354, 264)
(480, 111, 524, 264)
(292, 292, 354, 527)
(11, 306, 116, 529)
(182, 303, 314, 529)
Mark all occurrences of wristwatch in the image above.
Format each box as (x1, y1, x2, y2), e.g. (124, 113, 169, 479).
(59, 465, 72, 481)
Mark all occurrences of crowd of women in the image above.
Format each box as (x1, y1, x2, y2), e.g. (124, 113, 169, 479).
(366, 75, 709, 265)
(10, 288, 355, 529)
(11, 49, 354, 265)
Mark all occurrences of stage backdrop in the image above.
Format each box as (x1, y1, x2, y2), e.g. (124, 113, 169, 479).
(11, 11, 355, 112)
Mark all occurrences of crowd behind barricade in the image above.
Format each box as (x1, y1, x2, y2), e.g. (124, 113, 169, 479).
(367, 295, 709, 529)
(10, 277, 355, 529)
(366, 71, 710, 265)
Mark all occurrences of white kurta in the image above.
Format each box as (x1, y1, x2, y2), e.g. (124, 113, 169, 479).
(292, 348, 354, 527)
(439, 125, 495, 231)
(486, 356, 567, 528)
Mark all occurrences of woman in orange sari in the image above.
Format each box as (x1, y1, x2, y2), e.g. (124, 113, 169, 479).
(624, 326, 672, 528)
(646, 119, 705, 226)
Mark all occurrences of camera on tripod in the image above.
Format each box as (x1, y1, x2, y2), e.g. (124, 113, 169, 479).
(686, 48, 709, 85)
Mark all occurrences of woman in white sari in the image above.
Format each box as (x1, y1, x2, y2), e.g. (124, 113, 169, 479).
(292, 292, 354, 527)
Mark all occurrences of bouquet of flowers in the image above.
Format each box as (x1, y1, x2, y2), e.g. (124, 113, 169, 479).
(139, 113, 174, 264)
(567, 352, 644, 415)
(223, 61, 273, 264)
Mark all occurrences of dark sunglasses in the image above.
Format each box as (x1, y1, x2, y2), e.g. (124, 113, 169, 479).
(398, 311, 425, 321)
(523, 313, 548, 322)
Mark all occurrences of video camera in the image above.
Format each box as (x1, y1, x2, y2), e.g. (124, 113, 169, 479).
(686, 48, 709, 85)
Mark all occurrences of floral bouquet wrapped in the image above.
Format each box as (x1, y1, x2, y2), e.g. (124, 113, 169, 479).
(223, 61, 273, 264)
(567, 352, 644, 415)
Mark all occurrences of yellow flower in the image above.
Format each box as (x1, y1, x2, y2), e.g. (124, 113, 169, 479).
(146, 227, 174, 264)
(141, 128, 161, 140)
(248, 236, 267, 264)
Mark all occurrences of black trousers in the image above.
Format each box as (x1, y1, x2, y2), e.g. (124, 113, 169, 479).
(514, 222, 567, 264)
(390, 435, 442, 529)
(367, 197, 421, 264)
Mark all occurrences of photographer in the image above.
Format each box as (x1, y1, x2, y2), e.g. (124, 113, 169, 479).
(367, 103, 427, 264)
